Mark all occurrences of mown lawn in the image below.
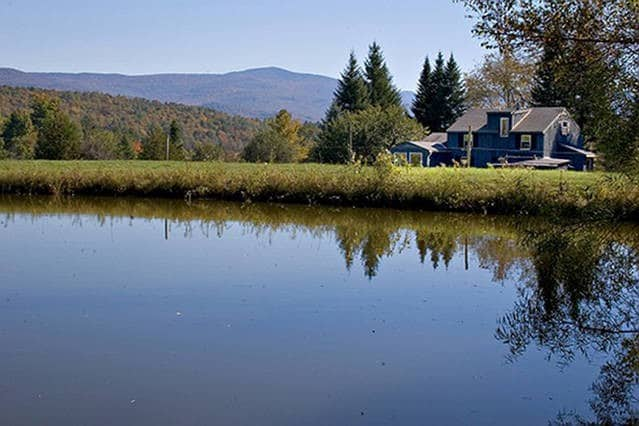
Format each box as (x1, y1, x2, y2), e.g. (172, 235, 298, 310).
(0, 160, 635, 219)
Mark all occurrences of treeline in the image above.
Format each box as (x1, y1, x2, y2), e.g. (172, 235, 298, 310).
(242, 43, 466, 164)
(0, 86, 261, 160)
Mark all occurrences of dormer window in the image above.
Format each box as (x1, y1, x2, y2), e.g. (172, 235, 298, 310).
(520, 135, 532, 150)
(500, 118, 510, 138)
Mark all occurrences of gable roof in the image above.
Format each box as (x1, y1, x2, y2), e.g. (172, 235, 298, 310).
(511, 107, 567, 132)
(448, 109, 489, 132)
(448, 107, 569, 133)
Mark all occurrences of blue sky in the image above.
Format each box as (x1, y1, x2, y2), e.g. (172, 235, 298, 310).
(0, 0, 487, 90)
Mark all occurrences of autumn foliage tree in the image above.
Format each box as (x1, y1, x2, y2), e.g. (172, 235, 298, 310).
(242, 110, 310, 163)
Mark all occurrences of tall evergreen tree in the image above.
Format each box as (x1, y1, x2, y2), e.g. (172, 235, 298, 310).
(412, 57, 436, 129)
(427, 52, 448, 132)
(531, 39, 567, 107)
(333, 51, 369, 113)
(443, 54, 466, 129)
(364, 42, 402, 109)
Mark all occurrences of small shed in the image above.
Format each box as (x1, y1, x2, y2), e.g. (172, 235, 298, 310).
(391, 133, 452, 167)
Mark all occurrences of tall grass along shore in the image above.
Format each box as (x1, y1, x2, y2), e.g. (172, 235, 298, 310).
(0, 160, 637, 220)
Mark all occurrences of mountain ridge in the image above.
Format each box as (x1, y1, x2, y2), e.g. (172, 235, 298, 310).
(0, 67, 415, 122)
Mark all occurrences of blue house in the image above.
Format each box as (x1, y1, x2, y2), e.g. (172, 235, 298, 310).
(391, 107, 596, 170)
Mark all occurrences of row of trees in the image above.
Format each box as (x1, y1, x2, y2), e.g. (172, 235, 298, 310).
(412, 53, 466, 132)
(0, 95, 224, 161)
(309, 43, 465, 163)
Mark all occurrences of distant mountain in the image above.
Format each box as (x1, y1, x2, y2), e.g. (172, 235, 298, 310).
(0, 67, 415, 122)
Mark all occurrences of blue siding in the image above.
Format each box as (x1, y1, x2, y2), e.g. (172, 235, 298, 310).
(397, 110, 592, 170)
(390, 143, 452, 167)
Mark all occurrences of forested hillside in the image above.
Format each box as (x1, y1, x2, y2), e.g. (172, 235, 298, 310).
(0, 86, 260, 154)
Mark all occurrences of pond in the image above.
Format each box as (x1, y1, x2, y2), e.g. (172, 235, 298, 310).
(0, 196, 637, 425)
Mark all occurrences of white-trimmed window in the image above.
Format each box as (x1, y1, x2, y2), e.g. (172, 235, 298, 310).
(560, 120, 571, 136)
(393, 152, 408, 164)
(500, 118, 510, 138)
(520, 134, 532, 150)
(409, 152, 423, 167)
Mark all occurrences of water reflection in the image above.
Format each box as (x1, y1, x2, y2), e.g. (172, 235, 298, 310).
(0, 195, 638, 424)
(497, 225, 639, 424)
(0, 196, 531, 280)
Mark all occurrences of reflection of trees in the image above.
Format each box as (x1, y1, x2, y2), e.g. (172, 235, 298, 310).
(335, 226, 405, 278)
(496, 225, 639, 424)
(1, 195, 530, 279)
(416, 230, 455, 269)
(475, 236, 527, 281)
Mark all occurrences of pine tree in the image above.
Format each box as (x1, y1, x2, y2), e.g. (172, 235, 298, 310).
(443, 54, 466, 129)
(531, 39, 567, 107)
(333, 51, 369, 113)
(427, 52, 448, 132)
(364, 42, 402, 109)
(412, 57, 436, 129)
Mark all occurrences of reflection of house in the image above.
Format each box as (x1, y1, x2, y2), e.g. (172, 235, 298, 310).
(391, 107, 596, 170)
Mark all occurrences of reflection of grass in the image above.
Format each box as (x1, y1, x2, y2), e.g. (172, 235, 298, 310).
(0, 160, 636, 219)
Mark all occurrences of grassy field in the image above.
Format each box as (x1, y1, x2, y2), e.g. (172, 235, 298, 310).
(0, 160, 637, 219)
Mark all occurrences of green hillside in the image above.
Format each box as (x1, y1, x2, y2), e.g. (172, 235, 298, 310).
(0, 86, 261, 155)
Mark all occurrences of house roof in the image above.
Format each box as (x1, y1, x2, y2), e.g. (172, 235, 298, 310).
(448, 107, 569, 133)
(511, 107, 567, 132)
(448, 109, 489, 132)
(402, 140, 447, 153)
(423, 132, 447, 143)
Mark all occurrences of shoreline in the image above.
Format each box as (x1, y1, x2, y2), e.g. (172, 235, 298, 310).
(0, 160, 636, 220)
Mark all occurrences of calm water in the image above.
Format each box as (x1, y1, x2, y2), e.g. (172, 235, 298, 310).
(0, 196, 637, 425)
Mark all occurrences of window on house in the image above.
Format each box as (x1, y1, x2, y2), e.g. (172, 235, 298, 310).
(560, 120, 570, 136)
(500, 118, 510, 138)
(393, 152, 407, 165)
(520, 135, 532, 150)
(409, 152, 423, 167)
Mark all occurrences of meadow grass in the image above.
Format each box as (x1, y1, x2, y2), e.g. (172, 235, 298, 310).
(0, 160, 637, 220)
